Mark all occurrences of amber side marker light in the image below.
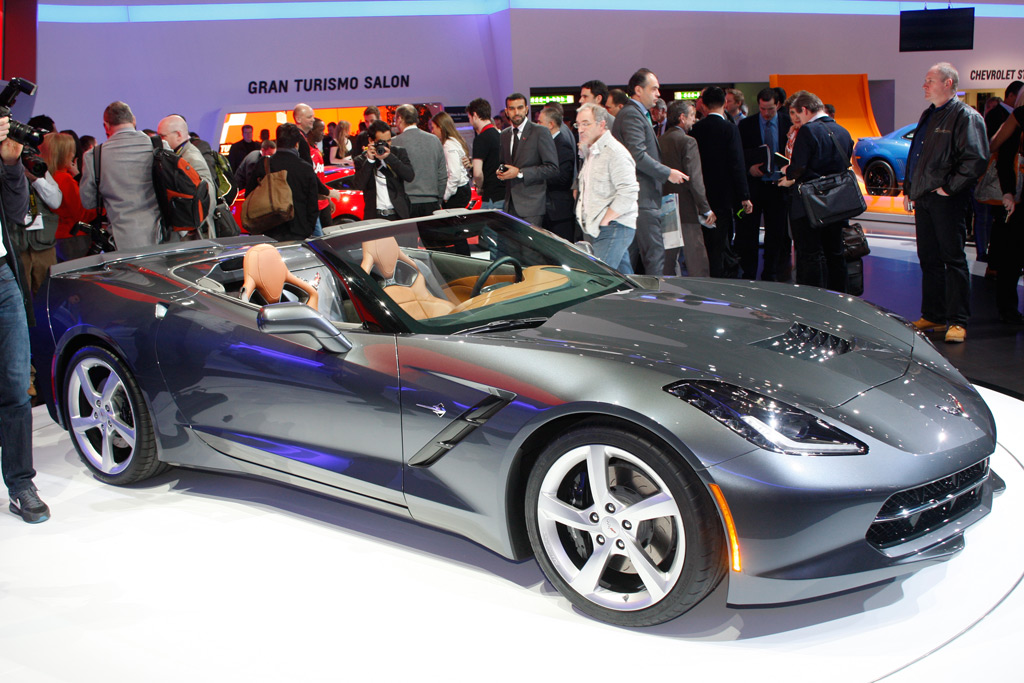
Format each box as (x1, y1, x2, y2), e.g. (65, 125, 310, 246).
(710, 484, 742, 572)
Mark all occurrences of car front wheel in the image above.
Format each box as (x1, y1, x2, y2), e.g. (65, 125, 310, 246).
(525, 422, 725, 626)
(864, 159, 898, 196)
(64, 346, 164, 485)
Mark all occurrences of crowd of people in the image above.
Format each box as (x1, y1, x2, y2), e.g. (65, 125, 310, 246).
(0, 59, 1016, 523)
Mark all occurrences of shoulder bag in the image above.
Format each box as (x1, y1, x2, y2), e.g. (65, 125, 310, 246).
(797, 125, 867, 228)
(241, 156, 294, 234)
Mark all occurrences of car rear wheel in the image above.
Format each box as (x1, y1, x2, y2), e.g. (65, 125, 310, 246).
(864, 159, 899, 196)
(64, 346, 164, 485)
(525, 422, 725, 626)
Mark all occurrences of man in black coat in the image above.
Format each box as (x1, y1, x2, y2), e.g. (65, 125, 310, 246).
(247, 123, 319, 242)
(780, 91, 855, 293)
(538, 106, 577, 241)
(352, 120, 415, 220)
(690, 87, 751, 278)
(737, 87, 792, 281)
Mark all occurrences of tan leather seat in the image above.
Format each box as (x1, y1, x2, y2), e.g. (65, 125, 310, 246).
(360, 238, 455, 320)
(240, 244, 319, 311)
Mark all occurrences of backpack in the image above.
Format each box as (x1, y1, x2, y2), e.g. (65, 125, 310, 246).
(203, 148, 238, 204)
(150, 136, 211, 233)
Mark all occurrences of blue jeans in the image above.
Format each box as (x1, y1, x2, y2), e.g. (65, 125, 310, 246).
(312, 216, 323, 237)
(0, 261, 35, 495)
(480, 198, 503, 211)
(593, 221, 635, 275)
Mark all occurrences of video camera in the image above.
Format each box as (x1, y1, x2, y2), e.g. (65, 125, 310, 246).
(0, 77, 45, 149)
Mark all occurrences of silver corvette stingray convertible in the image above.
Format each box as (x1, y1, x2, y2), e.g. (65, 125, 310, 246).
(32, 210, 1000, 626)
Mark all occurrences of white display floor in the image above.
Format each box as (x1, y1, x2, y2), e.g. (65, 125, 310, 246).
(2, 388, 1023, 682)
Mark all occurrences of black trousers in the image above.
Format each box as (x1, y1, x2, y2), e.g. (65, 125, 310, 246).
(409, 200, 441, 218)
(914, 191, 970, 326)
(735, 180, 792, 281)
(703, 203, 739, 278)
(790, 212, 847, 292)
(994, 204, 1024, 317)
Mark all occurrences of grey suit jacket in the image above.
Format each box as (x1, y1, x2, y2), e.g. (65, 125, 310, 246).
(612, 99, 671, 210)
(81, 128, 163, 249)
(660, 126, 711, 224)
(392, 125, 447, 204)
(499, 120, 559, 218)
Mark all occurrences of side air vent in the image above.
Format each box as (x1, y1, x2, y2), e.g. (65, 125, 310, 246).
(750, 323, 853, 362)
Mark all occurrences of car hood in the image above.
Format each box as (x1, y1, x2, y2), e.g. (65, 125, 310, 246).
(511, 278, 916, 410)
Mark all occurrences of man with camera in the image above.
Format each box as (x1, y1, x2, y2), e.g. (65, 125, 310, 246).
(0, 111, 49, 523)
(353, 120, 415, 220)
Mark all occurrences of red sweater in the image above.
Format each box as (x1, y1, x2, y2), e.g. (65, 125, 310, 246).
(52, 169, 86, 239)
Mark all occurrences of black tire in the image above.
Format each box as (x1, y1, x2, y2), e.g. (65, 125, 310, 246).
(525, 421, 726, 626)
(863, 159, 898, 196)
(63, 346, 165, 485)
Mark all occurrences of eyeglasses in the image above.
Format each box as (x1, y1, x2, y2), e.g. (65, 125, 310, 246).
(573, 120, 595, 129)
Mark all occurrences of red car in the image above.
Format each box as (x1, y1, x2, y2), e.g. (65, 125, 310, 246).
(232, 165, 481, 230)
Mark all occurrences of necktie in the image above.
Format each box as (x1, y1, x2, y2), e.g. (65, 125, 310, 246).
(766, 120, 776, 155)
(645, 110, 653, 126)
(511, 127, 520, 162)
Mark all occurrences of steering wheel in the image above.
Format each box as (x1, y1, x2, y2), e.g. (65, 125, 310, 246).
(470, 256, 525, 297)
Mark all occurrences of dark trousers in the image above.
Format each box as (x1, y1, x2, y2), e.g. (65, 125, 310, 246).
(444, 184, 471, 210)
(703, 203, 739, 278)
(504, 196, 544, 228)
(994, 204, 1024, 316)
(631, 208, 665, 276)
(738, 181, 792, 281)
(409, 200, 441, 218)
(0, 262, 35, 496)
(790, 213, 847, 292)
(915, 191, 971, 326)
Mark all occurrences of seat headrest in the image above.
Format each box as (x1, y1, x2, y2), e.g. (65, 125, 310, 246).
(241, 244, 319, 311)
(361, 237, 420, 280)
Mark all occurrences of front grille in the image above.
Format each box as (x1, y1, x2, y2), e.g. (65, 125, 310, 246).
(866, 459, 989, 549)
(750, 323, 852, 362)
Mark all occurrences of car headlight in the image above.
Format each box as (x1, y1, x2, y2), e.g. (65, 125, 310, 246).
(665, 380, 868, 456)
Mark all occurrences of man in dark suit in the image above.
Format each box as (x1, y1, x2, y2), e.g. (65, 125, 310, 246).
(496, 93, 559, 226)
(779, 91, 856, 293)
(352, 120, 415, 220)
(247, 123, 319, 242)
(982, 81, 1022, 279)
(537, 106, 577, 241)
(737, 87, 793, 281)
(612, 68, 687, 275)
(660, 100, 712, 277)
(690, 87, 752, 278)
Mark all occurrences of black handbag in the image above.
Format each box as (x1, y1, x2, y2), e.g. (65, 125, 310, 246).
(842, 222, 870, 261)
(797, 126, 867, 228)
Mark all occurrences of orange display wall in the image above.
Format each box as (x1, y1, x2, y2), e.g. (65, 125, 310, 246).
(218, 103, 442, 153)
(771, 73, 910, 216)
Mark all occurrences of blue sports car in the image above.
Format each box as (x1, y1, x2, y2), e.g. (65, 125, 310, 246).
(854, 123, 915, 196)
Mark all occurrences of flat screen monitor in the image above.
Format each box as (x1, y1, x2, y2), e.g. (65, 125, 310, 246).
(899, 8, 974, 52)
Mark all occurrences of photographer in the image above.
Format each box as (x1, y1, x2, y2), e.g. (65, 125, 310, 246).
(0, 112, 50, 523)
(352, 119, 414, 220)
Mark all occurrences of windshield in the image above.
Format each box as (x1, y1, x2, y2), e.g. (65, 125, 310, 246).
(315, 211, 633, 334)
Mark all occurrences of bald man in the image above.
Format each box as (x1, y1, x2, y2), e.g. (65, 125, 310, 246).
(292, 103, 337, 205)
(157, 114, 216, 239)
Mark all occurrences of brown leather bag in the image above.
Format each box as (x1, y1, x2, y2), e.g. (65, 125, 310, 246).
(241, 157, 294, 233)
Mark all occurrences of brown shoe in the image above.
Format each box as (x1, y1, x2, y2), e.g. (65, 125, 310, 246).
(945, 325, 966, 343)
(912, 318, 947, 332)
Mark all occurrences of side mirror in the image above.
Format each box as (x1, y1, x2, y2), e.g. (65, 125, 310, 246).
(257, 302, 353, 354)
(574, 240, 595, 256)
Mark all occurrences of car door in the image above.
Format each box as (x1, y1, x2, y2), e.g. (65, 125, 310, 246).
(154, 275, 405, 507)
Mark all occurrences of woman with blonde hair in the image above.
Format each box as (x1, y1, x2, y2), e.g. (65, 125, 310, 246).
(328, 119, 352, 165)
(41, 132, 88, 262)
(430, 111, 471, 209)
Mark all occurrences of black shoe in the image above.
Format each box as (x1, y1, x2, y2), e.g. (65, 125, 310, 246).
(9, 488, 50, 524)
(1000, 312, 1024, 325)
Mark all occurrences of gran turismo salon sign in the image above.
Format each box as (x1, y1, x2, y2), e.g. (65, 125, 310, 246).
(248, 74, 411, 95)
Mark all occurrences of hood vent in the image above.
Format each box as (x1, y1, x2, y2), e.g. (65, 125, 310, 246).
(750, 323, 853, 362)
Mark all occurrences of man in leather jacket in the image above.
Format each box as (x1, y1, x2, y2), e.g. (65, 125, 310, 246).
(903, 62, 988, 344)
